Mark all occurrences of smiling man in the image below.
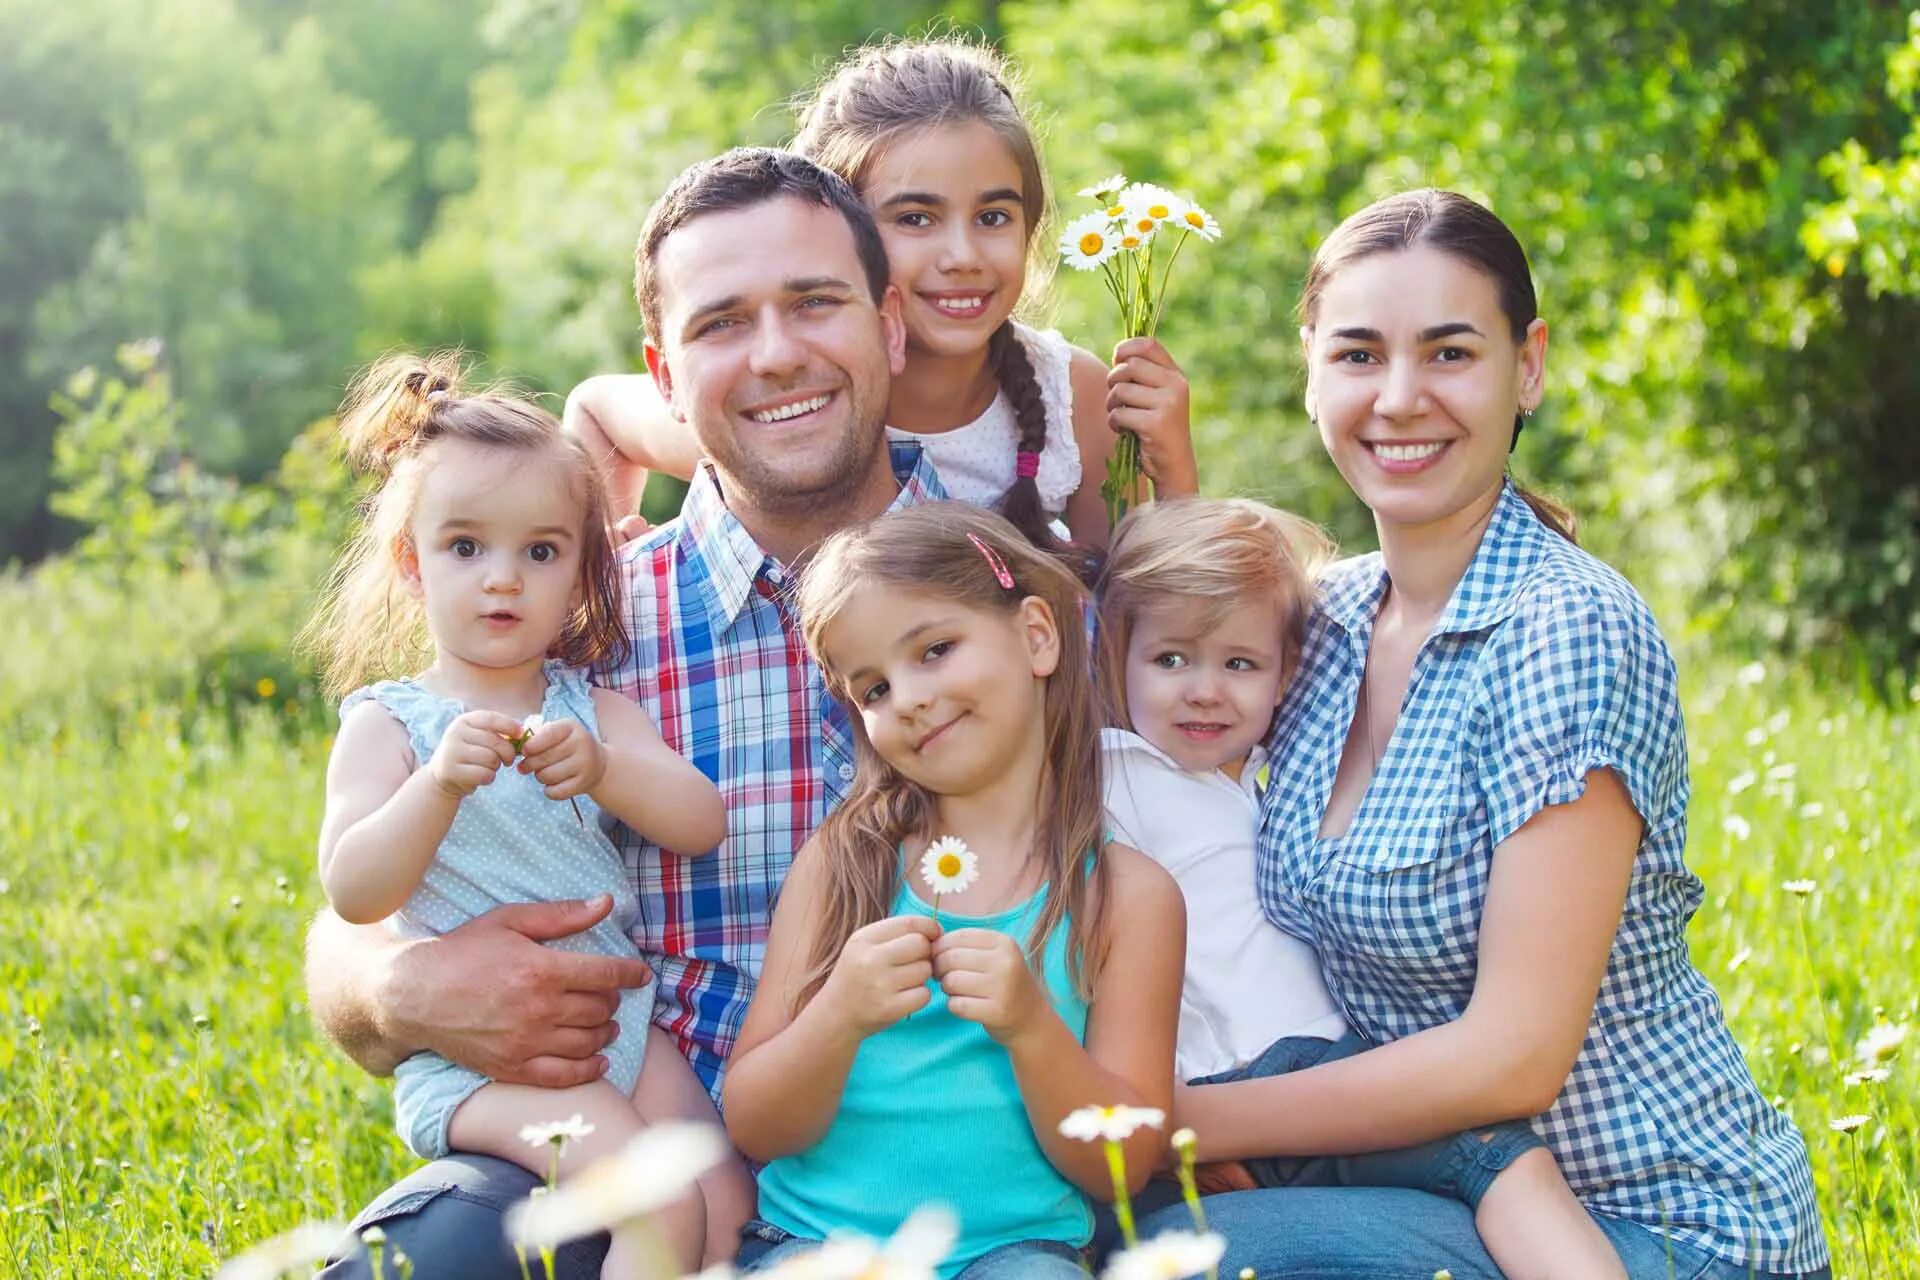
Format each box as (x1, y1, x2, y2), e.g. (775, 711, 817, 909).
(312, 149, 948, 1279)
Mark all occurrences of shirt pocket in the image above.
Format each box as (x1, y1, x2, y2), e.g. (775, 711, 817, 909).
(1322, 790, 1482, 991)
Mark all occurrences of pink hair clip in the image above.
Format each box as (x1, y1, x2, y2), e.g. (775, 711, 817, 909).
(1014, 449, 1040, 479)
(966, 532, 1016, 591)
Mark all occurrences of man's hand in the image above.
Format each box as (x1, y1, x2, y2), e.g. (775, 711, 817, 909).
(612, 513, 653, 547)
(381, 896, 653, 1088)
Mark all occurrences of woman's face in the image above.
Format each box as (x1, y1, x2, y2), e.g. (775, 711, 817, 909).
(1302, 245, 1546, 535)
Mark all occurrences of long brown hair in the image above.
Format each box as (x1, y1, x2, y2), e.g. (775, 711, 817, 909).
(793, 502, 1108, 1006)
(1096, 498, 1334, 729)
(301, 351, 628, 696)
(793, 40, 1084, 569)
(1299, 189, 1577, 542)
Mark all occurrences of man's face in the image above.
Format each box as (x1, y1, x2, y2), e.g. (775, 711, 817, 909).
(644, 196, 906, 514)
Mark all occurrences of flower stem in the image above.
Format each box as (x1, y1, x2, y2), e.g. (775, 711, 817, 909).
(1104, 1139, 1139, 1249)
(1174, 1141, 1217, 1280)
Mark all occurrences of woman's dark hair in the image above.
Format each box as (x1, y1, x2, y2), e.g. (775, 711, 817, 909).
(1299, 189, 1575, 542)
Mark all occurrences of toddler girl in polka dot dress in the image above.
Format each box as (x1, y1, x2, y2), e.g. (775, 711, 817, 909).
(304, 352, 750, 1276)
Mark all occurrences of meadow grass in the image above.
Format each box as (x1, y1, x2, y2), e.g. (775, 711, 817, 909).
(0, 661, 1913, 1277)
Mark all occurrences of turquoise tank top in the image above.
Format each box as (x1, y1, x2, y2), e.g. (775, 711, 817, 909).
(753, 866, 1094, 1275)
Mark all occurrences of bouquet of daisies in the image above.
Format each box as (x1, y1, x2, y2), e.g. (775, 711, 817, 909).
(1059, 176, 1222, 528)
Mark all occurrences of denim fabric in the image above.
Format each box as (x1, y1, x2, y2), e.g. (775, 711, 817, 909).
(738, 1220, 1087, 1278)
(317, 1155, 606, 1280)
(1131, 1187, 1831, 1279)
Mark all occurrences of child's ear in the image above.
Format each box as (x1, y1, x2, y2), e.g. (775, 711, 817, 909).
(394, 535, 424, 599)
(1017, 596, 1062, 679)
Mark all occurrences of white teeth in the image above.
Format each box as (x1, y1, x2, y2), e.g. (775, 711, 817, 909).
(1372, 441, 1445, 463)
(749, 394, 829, 423)
(933, 296, 987, 314)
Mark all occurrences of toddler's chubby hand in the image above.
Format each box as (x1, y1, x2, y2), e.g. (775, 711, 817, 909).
(1107, 336, 1197, 496)
(429, 710, 522, 799)
(516, 717, 607, 801)
(823, 915, 939, 1037)
(932, 927, 1046, 1045)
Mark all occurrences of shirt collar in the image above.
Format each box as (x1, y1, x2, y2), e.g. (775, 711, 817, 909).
(677, 440, 947, 630)
(1100, 725, 1267, 801)
(1318, 480, 1550, 639)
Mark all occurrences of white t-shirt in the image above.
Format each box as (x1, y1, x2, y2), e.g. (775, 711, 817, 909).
(1101, 727, 1348, 1080)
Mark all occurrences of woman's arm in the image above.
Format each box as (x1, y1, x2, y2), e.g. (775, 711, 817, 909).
(723, 842, 939, 1162)
(584, 687, 726, 855)
(561, 374, 704, 516)
(1178, 769, 1641, 1161)
(941, 844, 1185, 1197)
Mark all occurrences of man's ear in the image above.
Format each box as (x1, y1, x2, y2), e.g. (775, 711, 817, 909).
(879, 284, 908, 377)
(1018, 595, 1062, 679)
(643, 342, 685, 423)
(394, 535, 424, 599)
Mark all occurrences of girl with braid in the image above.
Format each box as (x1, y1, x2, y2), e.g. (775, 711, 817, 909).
(565, 38, 1200, 553)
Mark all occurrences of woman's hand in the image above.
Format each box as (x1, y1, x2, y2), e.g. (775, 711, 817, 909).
(932, 927, 1047, 1045)
(821, 915, 939, 1037)
(517, 717, 607, 801)
(1108, 337, 1198, 496)
(429, 710, 520, 799)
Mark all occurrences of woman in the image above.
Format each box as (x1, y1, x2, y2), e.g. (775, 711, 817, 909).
(1152, 190, 1830, 1278)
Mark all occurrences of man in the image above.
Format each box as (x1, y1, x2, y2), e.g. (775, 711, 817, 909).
(313, 147, 944, 1278)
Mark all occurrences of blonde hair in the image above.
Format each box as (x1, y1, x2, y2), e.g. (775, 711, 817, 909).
(1095, 498, 1335, 731)
(793, 39, 1085, 570)
(794, 501, 1108, 1006)
(301, 351, 628, 696)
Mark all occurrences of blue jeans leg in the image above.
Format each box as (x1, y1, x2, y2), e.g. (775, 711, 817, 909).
(954, 1239, 1088, 1278)
(317, 1155, 608, 1280)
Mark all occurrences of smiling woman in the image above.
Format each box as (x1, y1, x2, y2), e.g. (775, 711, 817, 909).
(1148, 191, 1833, 1280)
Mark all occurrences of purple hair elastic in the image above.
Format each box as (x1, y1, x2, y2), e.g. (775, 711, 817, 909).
(1014, 449, 1040, 479)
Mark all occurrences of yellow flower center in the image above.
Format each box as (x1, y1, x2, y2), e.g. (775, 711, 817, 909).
(1135, 217, 1155, 233)
(1148, 203, 1169, 219)
(1121, 235, 1142, 249)
(936, 852, 963, 878)
(1184, 210, 1205, 228)
(1079, 232, 1105, 256)
(1106, 204, 1125, 218)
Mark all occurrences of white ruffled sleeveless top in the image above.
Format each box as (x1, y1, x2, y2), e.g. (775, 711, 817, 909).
(886, 322, 1081, 517)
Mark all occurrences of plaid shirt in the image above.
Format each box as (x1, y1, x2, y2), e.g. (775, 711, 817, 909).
(1259, 482, 1827, 1273)
(596, 443, 945, 1100)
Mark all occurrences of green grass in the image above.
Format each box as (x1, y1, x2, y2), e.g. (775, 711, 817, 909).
(1, 663, 1914, 1277)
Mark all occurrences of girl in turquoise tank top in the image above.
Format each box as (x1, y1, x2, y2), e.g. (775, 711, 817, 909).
(724, 504, 1185, 1278)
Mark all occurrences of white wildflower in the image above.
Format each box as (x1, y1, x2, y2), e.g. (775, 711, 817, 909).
(1059, 1104, 1166, 1143)
(215, 1221, 347, 1280)
(507, 1123, 727, 1250)
(1102, 1229, 1227, 1280)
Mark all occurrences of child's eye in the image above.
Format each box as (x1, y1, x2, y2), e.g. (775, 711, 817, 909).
(895, 211, 933, 229)
(527, 542, 558, 564)
(1226, 656, 1258, 672)
(451, 537, 480, 558)
(978, 209, 1015, 228)
(859, 679, 890, 706)
(923, 639, 955, 662)
(1153, 652, 1188, 670)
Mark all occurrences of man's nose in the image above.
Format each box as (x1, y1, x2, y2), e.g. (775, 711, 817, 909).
(747, 312, 807, 379)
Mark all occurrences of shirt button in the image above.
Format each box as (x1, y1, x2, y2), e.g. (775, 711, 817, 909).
(837, 763, 855, 782)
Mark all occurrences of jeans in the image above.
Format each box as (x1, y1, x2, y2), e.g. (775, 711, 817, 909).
(737, 1218, 1087, 1277)
(317, 1155, 607, 1280)
(1196, 1031, 1544, 1208)
(1135, 1187, 1831, 1279)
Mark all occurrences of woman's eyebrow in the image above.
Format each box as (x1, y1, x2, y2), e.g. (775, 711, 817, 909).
(1418, 322, 1485, 342)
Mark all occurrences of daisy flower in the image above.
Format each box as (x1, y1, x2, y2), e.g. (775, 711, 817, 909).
(1059, 1103, 1166, 1143)
(1856, 1020, 1909, 1065)
(920, 836, 980, 897)
(521, 1114, 595, 1150)
(508, 711, 545, 755)
(1078, 173, 1128, 201)
(1829, 1114, 1870, 1135)
(1781, 878, 1815, 896)
(1061, 212, 1121, 271)
(216, 1222, 348, 1280)
(507, 1123, 728, 1249)
(1101, 1229, 1227, 1280)
(1118, 182, 1186, 233)
(1176, 204, 1222, 241)
(1119, 230, 1152, 252)
(757, 1207, 957, 1279)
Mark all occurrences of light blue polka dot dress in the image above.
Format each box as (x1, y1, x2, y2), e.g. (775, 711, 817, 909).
(340, 661, 651, 1159)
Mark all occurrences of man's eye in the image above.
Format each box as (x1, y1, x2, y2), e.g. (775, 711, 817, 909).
(528, 543, 557, 564)
(1153, 652, 1187, 669)
(694, 317, 738, 338)
(800, 295, 843, 311)
(451, 537, 480, 558)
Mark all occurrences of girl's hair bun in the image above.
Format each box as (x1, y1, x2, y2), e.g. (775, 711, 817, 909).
(337, 351, 467, 475)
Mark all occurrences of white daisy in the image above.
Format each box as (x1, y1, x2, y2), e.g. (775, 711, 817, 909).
(1781, 878, 1815, 896)
(1059, 1103, 1166, 1143)
(1077, 173, 1128, 201)
(215, 1222, 348, 1280)
(1117, 228, 1154, 252)
(1175, 204, 1222, 241)
(521, 1114, 595, 1149)
(919, 836, 980, 897)
(1830, 1113, 1871, 1134)
(507, 1123, 728, 1249)
(1856, 1020, 1908, 1065)
(756, 1207, 958, 1279)
(1101, 1229, 1227, 1280)
(1118, 182, 1186, 234)
(1060, 212, 1121, 271)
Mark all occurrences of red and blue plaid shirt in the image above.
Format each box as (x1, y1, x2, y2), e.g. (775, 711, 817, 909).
(596, 443, 945, 1100)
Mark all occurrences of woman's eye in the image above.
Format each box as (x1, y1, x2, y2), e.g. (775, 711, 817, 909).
(1333, 349, 1377, 366)
(528, 542, 557, 564)
(451, 537, 479, 558)
(1434, 346, 1469, 363)
(1153, 652, 1187, 670)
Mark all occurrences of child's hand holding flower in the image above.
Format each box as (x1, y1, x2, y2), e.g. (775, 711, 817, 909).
(515, 715, 607, 802)
(429, 709, 523, 799)
(1106, 336, 1196, 496)
(824, 915, 941, 1036)
(932, 928, 1047, 1046)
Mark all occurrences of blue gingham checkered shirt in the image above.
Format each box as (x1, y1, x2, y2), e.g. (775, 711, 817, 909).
(1258, 482, 1828, 1273)
(596, 442, 945, 1101)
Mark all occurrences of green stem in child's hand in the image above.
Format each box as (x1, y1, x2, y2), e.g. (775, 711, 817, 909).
(1105, 1138, 1139, 1249)
(1148, 230, 1192, 337)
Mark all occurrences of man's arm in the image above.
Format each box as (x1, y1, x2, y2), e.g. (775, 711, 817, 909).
(304, 896, 652, 1087)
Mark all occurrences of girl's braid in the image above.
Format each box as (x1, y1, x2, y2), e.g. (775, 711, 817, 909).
(989, 323, 1098, 581)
